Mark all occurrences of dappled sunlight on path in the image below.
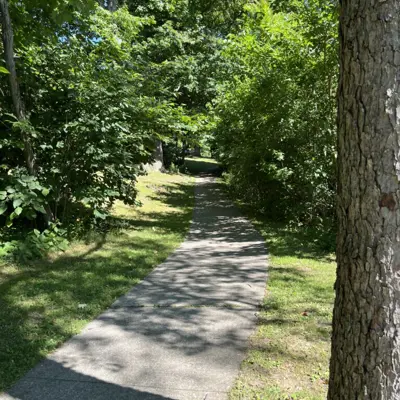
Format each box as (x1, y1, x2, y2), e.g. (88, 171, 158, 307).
(2, 177, 268, 400)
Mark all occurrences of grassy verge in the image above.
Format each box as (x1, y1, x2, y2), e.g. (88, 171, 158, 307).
(184, 156, 220, 175)
(230, 218, 336, 400)
(0, 171, 194, 392)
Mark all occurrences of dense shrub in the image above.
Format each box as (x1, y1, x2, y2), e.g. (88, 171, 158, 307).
(213, 0, 338, 229)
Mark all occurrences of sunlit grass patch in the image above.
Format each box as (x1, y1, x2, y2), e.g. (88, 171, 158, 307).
(0, 171, 194, 392)
(230, 221, 336, 400)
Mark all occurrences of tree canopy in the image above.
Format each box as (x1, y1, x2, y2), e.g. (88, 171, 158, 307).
(0, 0, 338, 256)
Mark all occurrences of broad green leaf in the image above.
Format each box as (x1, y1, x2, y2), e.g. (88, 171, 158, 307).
(33, 204, 46, 214)
(94, 209, 107, 219)
(13, 198, 23, 208)
(15, 207, 23, 216)
(0, 203, 7, 215)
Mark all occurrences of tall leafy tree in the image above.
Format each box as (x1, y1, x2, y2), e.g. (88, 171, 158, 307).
(0, 2, 168, 255)
(125, 0, 244, 165)
(213, 0, 338, 228)
(0, 0, 247, 256)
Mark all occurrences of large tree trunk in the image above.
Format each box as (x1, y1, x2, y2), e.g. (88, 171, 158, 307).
(143, 140, 164, 172)
(328, 1, 400, 399)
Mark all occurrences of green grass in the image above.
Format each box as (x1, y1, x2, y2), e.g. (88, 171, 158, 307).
(184, 156, 220, 175)
(0, 171, 194, 392)
(229, 219, 336, 400)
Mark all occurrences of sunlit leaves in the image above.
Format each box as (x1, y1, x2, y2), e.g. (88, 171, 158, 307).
(213, 0, 338, 227)
(0, 0, 247, 257)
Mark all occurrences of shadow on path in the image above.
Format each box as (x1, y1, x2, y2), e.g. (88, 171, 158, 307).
(4, 360, 174, 400)
(2, 176, 268, 400)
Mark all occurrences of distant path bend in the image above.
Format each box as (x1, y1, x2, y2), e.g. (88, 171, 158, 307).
(4, 177, 268, 400)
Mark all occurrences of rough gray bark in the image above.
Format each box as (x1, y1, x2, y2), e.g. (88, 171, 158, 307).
(154, 140, 164, 168)
(143, 140, 164, 172)
(328, 1, 400, 399)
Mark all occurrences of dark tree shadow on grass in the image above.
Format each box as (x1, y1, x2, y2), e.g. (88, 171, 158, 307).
(0, 237, 173, 391)
(184, 157, 222, 176)
(1, 174, 267, 398)
(0, 180, 195, 392)
(1, 160, 334, 399)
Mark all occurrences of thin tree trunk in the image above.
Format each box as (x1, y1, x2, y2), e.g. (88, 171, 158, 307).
(0, 0, 54, 223)
(193, 146, 201, 157)
(328, 1, 400, 399)
(0, 0, 35, 175)
(107, 0, 117, 12)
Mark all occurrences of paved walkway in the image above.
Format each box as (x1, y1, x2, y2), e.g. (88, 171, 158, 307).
(2, 177, 268, 400)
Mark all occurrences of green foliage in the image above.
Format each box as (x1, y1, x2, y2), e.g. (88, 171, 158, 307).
(213, 0, 338, 229)
(1, 0, 339, 255)
(126, 0, 237, 167)
(0, 170, 49, 226)
(1, 2, 216, 255)
(2, 6, 149, 253)
(20, 223, 69, 259)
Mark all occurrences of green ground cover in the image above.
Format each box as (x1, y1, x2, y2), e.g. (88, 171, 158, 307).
(0, 171, 194, 391)
(230, 219, 336, 400)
